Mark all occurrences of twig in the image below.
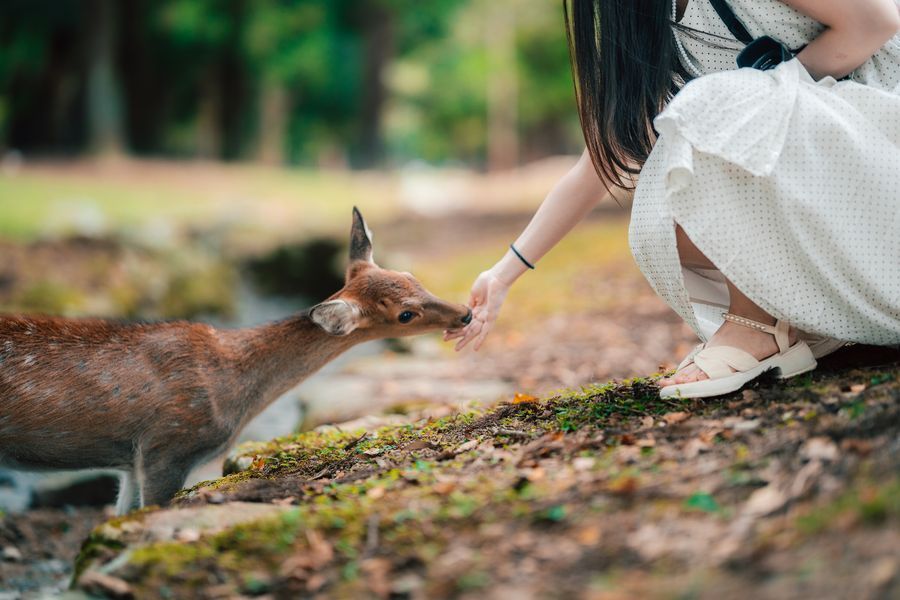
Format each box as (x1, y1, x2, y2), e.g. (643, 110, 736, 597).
(494, 428, 530, 438)
(365, 513, 381, 555)
(344, 432, 368, 451)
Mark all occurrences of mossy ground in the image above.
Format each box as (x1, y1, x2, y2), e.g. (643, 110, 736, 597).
(76, 363, 900, 599)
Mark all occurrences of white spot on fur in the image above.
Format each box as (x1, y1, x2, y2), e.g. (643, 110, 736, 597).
(23, 355, 35, 366)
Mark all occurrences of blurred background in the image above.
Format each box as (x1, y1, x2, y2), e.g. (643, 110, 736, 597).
(0, 1, 693, 595)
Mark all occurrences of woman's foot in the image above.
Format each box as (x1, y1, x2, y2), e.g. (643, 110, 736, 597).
(659, 316, 799, 386)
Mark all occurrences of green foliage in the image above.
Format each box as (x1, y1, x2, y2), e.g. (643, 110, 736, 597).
(684, 492, 721, 513)
(0, 0, 581, 166)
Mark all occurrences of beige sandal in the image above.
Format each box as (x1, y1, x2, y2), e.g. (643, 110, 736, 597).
(660, 313, 817, 399)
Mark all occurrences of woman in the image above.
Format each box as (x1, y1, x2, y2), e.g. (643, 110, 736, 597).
(447, 0, 900, 398)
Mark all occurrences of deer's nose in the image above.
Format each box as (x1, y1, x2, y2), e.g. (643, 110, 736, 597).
(460, 309, 473, 325)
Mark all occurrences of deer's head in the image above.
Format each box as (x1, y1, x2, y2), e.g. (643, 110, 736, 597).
(309, 207, 472, 338)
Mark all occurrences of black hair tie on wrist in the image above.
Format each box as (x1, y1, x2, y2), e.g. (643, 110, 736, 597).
(510, 244, 535, 270)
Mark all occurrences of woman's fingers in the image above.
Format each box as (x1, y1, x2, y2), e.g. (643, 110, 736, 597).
(454, 318, 483, 351)
(472, 320, 492, 351)
(443, 328, 465, 341)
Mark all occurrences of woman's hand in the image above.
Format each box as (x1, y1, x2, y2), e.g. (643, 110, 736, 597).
(444, 269, 511, 351)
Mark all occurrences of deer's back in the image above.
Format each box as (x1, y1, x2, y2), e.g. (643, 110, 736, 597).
(0, 315, 235, 470)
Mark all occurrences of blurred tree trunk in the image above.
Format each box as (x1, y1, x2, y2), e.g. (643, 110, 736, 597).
(485, 2, 518, 172)
(357, 2, 394, 168)
(256, 81, 287, 165)
(85, 0, 125, 156)
(196, 71, 223, 159)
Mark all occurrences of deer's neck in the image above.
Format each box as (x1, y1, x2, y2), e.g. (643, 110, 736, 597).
(222, 314, 361, 428)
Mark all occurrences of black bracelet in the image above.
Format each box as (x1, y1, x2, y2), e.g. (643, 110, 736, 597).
(509, 244, 535, 270)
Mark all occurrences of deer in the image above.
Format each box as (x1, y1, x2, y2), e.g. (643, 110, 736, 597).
(0, 208, 472, 514)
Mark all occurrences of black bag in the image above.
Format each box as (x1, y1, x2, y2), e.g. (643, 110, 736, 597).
(708, 0, 798, 70)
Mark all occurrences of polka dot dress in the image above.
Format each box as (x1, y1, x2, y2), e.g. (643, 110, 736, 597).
(629, 0, 900, 346)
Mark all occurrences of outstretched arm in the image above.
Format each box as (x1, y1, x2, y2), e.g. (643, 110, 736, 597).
(447, 149, 609, 351)
(779, 0, 900, 80)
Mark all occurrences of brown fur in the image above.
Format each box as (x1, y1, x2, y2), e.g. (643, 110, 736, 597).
(0, 209, 470, 512)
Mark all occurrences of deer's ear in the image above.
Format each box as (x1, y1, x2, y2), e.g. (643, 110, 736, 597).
(310, 299, 361, 336)
(349, 206, 374, 264)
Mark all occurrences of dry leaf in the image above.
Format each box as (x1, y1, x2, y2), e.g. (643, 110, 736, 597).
(575, 525, 602, 545)
(663, 412, 690, 425)
(512, 392, 539, 404)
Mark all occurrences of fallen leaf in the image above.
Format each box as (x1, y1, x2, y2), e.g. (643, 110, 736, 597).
(607, 475, 639, 495)
(849, 383, 867, 394)
(367, 486, 386, 500)
(840, 438, 873, 456)
(744, 485, 788, 517)
(663, 412, 690, 425)
(683, 438, 710, 458)
(363, 447, 384, 456)
(575, 525, 602, 545)
(455, 439, 479, 454)
(433, 481, 456, 495)
(512, 392, 539, 404)
(684, 491, 720, 513)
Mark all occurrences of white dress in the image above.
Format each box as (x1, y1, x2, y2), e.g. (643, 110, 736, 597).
(629, 0, 900, 347)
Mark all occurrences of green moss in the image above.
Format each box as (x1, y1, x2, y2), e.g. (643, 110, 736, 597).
(12, 280, 86, 315)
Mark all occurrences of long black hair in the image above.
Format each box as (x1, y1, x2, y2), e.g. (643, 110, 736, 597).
(565, 0, 691, 190)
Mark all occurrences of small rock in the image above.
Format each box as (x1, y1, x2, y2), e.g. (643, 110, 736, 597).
(2, 545, 22, 562)
(392, 572, 425, 594)
(175, 528, 200, 543)
(640, 416, 655, 429)
(869, 557, 898, 589)
(741, 389, 760, 402)
(79, 572, 133, 599)
(733, 419, 761, 432)
(572, 457, 595, 471)
(800, 437, 839, 463)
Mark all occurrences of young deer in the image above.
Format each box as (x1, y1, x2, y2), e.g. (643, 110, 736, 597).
(0, 208, 471, 514)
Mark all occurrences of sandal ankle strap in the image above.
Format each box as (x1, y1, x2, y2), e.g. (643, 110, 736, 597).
(722, 312, 791, 353)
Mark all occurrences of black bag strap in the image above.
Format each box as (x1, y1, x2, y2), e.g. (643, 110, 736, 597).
(707, 0, 754, 44)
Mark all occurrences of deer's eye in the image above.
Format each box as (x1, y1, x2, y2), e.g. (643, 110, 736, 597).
(398, 311, 415, 324)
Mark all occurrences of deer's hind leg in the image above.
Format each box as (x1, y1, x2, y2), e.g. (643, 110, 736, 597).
(136, 450, 193, 508)
(115, 470, 139, 516)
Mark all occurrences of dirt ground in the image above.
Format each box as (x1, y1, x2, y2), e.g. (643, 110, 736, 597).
(3, 207, 900, 599)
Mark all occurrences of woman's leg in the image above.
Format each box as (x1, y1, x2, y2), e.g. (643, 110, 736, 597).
(659, 225, 798, 386)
